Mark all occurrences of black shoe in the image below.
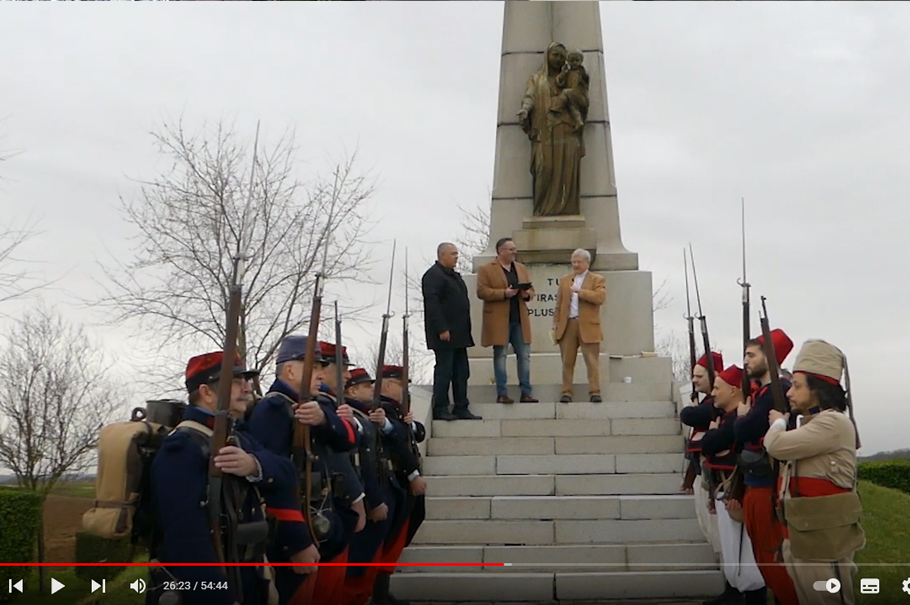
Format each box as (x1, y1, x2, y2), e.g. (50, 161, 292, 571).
(433, 410, 458, 421)
(560, 394, 572, 403)
(520, 393, 539, 403)
(590, 395, 603, 403)
(454, 409, 482, 420)
(702, 581, 743, 605)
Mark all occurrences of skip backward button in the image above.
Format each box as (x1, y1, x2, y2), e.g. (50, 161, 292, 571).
(813, 578, 841, 594)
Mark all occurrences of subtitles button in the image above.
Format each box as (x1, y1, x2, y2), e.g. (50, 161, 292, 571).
(860, 578, 879, 594)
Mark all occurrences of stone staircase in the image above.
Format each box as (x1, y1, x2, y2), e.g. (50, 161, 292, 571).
(391, 383, 724, 602)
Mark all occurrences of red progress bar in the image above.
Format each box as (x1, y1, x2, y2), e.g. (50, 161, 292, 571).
(0, 563, 502, 567)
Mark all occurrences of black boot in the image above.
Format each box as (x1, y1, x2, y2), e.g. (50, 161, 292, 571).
(433, 408, 457, 421)
(744, 587, 767, 605)
(702, 581, 744, 605)
(371, 572, 410, 605)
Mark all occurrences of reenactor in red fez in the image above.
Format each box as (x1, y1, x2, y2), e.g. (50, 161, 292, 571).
(701, 365, 765, 605)
(679, 351, 725, 589)
(735, 328, 799, 604)
(764, 340, 864, 605)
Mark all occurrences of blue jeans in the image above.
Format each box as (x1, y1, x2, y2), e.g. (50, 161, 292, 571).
(493, 321, 532, 396)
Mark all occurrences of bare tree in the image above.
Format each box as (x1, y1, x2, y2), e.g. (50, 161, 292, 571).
(0, 305, 125, 588)
(96, 119, 376, 390)
(655, 331, 691, 383)
(358, 329, 432, 386)
(453, 200, 491, 274)
(0, 216, 47, 306)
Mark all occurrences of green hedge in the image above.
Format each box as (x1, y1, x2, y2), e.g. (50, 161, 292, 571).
(74, 533, 132, 582)
(858, 459, 910, 494)
(0, 487, 41, 600)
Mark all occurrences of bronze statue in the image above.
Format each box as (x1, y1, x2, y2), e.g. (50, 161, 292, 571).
(518, 42, 589, 217)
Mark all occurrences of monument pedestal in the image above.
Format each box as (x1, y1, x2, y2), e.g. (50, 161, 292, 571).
(463, 264, 661, 388)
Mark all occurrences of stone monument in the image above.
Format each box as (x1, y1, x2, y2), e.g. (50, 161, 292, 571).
(463, 1, 668, 388)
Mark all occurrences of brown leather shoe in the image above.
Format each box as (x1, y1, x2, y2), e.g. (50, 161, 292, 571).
(497, 395, 514, 404)
(520, 394, 539, 403)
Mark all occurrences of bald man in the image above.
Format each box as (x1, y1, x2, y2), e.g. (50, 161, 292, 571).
(421, 243, 481, 421)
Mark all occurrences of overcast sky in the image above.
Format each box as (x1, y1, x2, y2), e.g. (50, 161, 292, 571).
(0, 2, 907, 455)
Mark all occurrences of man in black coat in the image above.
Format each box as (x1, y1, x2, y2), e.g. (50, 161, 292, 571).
(421, 242, 481, 421)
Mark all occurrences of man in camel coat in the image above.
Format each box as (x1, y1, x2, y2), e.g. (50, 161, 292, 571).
(552, 248, 606, 403)
(476, 237, 538, 404)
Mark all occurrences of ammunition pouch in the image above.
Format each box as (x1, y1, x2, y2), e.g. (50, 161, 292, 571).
(234, 519, 269, 562)
(737, 448, 774, 479)
(784, 491, 865, 560)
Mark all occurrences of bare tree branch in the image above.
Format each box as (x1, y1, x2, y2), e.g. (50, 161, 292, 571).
(0, 304, 126, 572)
(453, 200, 491, 274)
(93, 119, 378, 392)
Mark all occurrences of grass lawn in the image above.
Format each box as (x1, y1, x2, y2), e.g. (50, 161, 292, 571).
(853, 481, 910, 603)
(49, 480, 96, 499)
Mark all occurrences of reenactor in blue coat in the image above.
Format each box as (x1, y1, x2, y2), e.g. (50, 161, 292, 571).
(147, 351, 299, 605)
(246, 335, 360, 605)
(340, 367, 404, 605)
(370, 364, 427, 605)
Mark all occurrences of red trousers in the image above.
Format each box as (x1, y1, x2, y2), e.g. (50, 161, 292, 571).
(376, 519, 410, 573)
(340, 544, 386, 605)
(312, 547, 348, 604)
(743, 486, 799, 605)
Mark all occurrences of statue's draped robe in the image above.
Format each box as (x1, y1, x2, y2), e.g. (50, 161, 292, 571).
(521, 45, 586, 217)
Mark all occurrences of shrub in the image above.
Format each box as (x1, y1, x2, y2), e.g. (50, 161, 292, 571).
(0, 487, 41, 601)
(858, 459, 910, 494)
(74, 532, 133, 582)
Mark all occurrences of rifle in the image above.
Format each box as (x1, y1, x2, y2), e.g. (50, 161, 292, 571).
(334, 301, 344, 398)
(759, 297, 788, 414)
(207, 254, 246, 596)
(679, 248, 698, 492)
(688, 244, 715, 388)
(683, 248, 697, 403)
(371, 241, 397, 412)
(292, 268, 327, 548)
(402, 248, 422, 470)
(736, 197, 751, 399)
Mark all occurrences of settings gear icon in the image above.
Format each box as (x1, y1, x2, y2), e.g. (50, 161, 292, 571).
(902, 578, 910, 594)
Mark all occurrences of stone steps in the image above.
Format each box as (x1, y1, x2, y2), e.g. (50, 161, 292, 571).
(424, 495, 696, 521)
(464, 382, 673, 403)
(428, 434, 684, 456)
(412, 518, 707, 545)
(431, 417, 682, 439)
(398, 543, 717, 572)
(425, 473, 685, 497)
(462, 400, 676, 420)
(423, 452, 683, 476)
(390, 571, 724, 601)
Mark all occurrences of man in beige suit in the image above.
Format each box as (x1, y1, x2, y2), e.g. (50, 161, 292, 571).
(552, 249, 606, 403)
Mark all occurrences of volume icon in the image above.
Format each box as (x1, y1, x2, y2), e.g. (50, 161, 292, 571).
(130, 578, 146, 594)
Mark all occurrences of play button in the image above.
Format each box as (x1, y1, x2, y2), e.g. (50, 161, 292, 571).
(826, 578, 841, 593)
(50, 578, 64, 594)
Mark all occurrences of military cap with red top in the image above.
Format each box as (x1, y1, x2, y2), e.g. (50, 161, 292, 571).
(754, 328, 794, 365)
(696, 351, 723, 372)
(380, 365, 410, 382)
(185, 351, 259, 393)
(346, 367, 374, 389)
(714, 365, 744, 389)
(318, 341, 351, 366)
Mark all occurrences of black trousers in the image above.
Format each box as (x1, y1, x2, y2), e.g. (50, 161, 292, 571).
(432, 347, 470, 413)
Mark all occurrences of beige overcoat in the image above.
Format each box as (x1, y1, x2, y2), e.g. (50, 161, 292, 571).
(476, 261, 534, 347)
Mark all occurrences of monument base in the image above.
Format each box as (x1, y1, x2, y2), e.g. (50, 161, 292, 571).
(465, 352, 672, 390)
